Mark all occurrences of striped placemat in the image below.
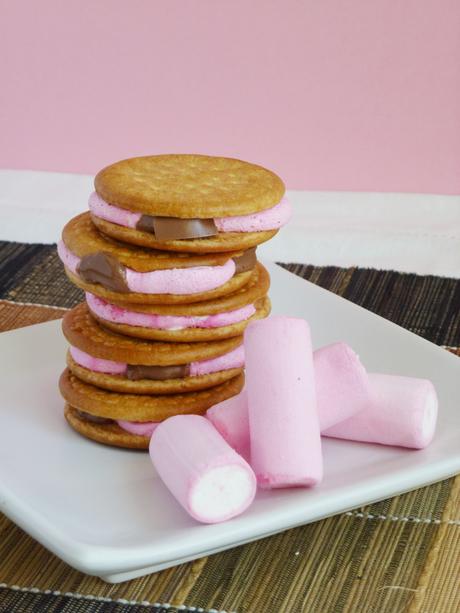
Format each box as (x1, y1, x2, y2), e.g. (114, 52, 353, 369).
(0, 241, 459, 613)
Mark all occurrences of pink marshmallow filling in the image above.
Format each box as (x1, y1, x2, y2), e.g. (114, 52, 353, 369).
(86, 292, 256, 331)
(117, 420, 159, 437)
(70, 346, 126, 375)
(57, 240, 235, 295)
(88, 191, 292, 234)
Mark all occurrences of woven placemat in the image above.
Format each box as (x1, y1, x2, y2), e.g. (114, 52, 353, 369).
(0, 241, 459, 613)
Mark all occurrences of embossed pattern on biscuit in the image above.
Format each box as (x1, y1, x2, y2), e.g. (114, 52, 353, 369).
(95, 154, 285, 217)
(59, 369, 245, 421)
(62, 303, 243, 364)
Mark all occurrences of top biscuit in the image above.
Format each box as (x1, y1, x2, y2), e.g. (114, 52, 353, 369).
(94, 154, 285, 218)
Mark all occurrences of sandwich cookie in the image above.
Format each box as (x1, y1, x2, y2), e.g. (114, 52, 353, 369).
(58, 213, 255, 304)
(90, 154, 290, 252)
(63, 303, 245, 393)
(86, 262, 271, 342)
(61, 370, 245, 449)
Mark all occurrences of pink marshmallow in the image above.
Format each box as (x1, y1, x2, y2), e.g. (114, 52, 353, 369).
(244, 316, 322, 489)
(69, 346, 126, 375)
(207, 392, 250, 461)
(214, 197, 292, 232)
(150, 415, 256, 524)
(124, 259, 235, 295)
(89, 191, 141, 228)
(314, 342, 370, 430)
(86, 292, 256, 331)
(189, 345, 245, 376)
(322, 373, 438, 449)
(117, 420, 159, 437)
(57, 240, 80, 274)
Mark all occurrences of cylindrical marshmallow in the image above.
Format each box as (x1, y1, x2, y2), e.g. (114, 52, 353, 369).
(207, 391, 250, 461)
(314, 342, 370, 430)
(322, 373, 438, 449)
(244, 316, 322, 488)
(149, 415, 256, 523)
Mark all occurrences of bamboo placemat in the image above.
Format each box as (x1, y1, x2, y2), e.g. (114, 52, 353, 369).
(0, 241, 459, 613)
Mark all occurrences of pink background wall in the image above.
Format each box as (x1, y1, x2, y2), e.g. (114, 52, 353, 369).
(1, 0, 459, 193)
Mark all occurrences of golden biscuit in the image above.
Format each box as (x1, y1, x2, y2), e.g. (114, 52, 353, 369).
(63, 303, 243, 364)
(95, 154, 285, 217)
(59, 369, 245, 421)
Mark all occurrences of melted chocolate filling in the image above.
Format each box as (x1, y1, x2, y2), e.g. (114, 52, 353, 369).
(126, 363, 191, 381)
(136, 215, 218, 240)
(233, 247, 257, 274)
(78, 252, 129, 292)
(76, 409, 114, 424)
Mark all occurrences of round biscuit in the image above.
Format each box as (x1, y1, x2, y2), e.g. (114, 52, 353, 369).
(62, 302, 243, 364)
(94, 154, 285, 217)
(59, 369, 245, 421)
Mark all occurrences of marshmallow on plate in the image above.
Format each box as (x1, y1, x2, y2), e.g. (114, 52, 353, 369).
(244, 316, 322, 488)
(207, 393, 251, 461)
(322, 373, 437, 449)
(150, 415, 256, 524)
(208, 371, 437, 453)
(314, 342, 370, 430)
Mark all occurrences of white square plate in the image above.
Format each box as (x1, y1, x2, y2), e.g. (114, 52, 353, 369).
(0, 261, 459, 583)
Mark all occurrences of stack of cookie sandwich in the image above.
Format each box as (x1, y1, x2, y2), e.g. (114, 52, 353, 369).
(58, 154, 291, 449)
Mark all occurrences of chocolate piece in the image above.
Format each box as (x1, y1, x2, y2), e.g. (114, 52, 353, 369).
(78, 251, 129, 293)
(76, 409, 114, 424)
(126, 363, 191, 381)
(233, 247, 257, 274)
(136, 215, 156, 233)
(136, 215, 218, 240)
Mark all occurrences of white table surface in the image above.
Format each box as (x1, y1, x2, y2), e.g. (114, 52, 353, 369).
(1, 169, 459, 278)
